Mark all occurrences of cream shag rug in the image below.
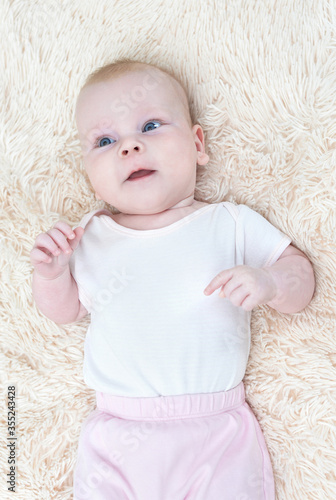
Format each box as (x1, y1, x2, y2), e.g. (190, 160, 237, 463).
(1, 0, 336, 498)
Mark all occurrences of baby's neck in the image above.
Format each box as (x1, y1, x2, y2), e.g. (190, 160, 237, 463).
(112, 198, 208, 231)
(165, 194, 195, 210)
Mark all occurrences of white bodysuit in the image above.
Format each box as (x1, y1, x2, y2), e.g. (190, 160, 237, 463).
(69, 202, 291, 398)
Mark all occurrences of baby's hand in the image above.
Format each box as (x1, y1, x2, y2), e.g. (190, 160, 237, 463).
(203, 265, 277, 311)
(30, 221, 84, 280)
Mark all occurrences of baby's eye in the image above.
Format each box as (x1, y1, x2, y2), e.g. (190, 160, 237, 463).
(143, 120, 162, 132)
(96, 137, 115, 148)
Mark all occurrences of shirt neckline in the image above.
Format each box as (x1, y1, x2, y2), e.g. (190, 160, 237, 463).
(101, 203, 217, 236)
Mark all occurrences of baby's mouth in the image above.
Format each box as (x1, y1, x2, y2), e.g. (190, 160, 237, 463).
(127, 169, 156, 181)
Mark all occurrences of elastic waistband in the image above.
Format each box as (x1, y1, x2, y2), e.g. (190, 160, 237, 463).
(96, 382, 245, 421)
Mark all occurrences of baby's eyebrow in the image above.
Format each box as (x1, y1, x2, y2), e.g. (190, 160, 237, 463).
(82, 107, 173, 139)
(84, 120, 117, 139)
(143, 107, 174, 120)
(89, 128, 111, 138)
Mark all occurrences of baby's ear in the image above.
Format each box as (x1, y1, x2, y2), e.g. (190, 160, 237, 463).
(197, 150, 209, 166)
(192, 124, 209, 165)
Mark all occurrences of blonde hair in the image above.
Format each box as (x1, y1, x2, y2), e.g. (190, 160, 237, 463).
(79, 58, 193, 125)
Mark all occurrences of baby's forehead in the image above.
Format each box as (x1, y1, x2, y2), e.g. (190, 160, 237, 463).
(76, 68, 191, 125)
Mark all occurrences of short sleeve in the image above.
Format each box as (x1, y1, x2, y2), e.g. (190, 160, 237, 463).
(235, 204, 291, 268)
(68, 244, 93, 313)
(68, 207, 114, 314)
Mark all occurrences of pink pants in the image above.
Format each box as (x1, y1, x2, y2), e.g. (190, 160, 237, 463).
(73, 382, 275, 499)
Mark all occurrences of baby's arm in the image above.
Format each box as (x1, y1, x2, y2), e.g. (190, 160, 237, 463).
(204, 244, 315, 314)
(30, 221, 88, 324)
(262, 245, 315, 313)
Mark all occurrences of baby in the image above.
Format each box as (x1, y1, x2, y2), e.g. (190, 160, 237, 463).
(30, 59, 315, 499)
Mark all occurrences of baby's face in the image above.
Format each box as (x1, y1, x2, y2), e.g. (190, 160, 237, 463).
(75, 69, 208, 215)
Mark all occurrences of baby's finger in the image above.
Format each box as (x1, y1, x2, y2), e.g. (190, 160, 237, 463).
(69, 227, 84, 251)
(30, 247, 52, 266)
(33, 232, 63, 256)
(225, 285, 249, 306)
(240, 295, 256, 312)
(203, 268, 234, 295)
(52, 220, 76, 240)
(46, 227, 76, 255)
(218, 276, 243, 298)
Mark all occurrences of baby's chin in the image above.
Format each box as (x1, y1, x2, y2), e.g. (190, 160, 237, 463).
(99, 186, 194, 215)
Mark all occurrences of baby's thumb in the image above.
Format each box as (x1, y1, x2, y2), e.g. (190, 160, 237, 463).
(69, 226, 85, 251)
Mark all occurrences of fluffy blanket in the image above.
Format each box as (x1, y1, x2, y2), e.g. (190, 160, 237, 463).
(1, 0, 335, 498)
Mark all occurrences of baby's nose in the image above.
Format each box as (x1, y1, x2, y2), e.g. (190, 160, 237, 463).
(118, 136, 144, 157)
(121, 145, 140, 156)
